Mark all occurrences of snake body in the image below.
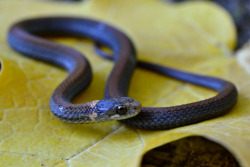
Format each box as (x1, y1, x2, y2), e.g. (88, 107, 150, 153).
(8, 17, 238, 130)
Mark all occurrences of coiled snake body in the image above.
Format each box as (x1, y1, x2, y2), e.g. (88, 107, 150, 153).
(8, 17, 238, 130)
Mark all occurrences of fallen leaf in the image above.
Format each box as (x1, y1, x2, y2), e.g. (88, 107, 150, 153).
(0, 0, 249, 166)
(236, 41, 250, 74)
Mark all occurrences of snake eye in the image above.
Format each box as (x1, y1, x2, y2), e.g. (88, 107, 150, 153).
(116, 105, 127, 115)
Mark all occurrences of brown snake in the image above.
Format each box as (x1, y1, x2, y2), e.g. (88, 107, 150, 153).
(8, 17, 238, 130)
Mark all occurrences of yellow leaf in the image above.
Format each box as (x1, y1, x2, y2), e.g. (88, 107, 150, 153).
(0, 0, 249, 167)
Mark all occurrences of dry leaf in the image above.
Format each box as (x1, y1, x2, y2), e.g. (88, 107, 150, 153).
(0, 0, 249, 166)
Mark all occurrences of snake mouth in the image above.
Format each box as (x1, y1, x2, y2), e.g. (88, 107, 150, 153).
(110, 114, 121, 119)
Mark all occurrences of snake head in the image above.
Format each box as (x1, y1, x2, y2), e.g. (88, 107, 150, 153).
(95, 97, 141, 122)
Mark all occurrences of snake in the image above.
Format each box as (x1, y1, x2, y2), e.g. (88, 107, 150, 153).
(8, 17, 238, 130)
